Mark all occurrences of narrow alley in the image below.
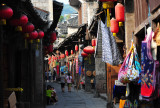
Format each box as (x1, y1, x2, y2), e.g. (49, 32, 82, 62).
(1, 0, 160, 108)
(46, 82, 107, 108)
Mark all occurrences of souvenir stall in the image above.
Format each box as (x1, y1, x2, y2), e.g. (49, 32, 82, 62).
(117, 26, 160, 108)
(116, 0, 160, 107)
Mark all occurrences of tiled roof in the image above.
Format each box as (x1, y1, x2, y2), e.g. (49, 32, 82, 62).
(34, 7, 49, 21)
(67, 16, 78, 27)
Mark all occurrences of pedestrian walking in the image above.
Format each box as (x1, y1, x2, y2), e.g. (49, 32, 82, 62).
(45, 70, 48, 82)
(48, 70, 52, 82)
(60, 72, 65, 92)
(53, 69, 56, 81)
(66, 73, 72, 92)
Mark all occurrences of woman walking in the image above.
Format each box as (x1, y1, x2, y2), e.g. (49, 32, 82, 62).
(66, 73, 72, 92)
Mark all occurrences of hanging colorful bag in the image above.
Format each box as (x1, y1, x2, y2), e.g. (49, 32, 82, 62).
(118, 41, 141, 83)
(123, 99, 132, 108)
(140, 31, 159, 100)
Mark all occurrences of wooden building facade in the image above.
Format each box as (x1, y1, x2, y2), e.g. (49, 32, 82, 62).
(0, 0, 63, 108)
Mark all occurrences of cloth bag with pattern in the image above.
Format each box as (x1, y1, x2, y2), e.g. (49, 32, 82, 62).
(140, 31, 159, 101)
(118, 41, 141, 83)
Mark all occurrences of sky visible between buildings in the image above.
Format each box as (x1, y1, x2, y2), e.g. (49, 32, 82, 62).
(56, 0, 69, 4)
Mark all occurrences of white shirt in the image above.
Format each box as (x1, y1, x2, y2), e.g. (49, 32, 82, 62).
(66, 76, 72, 83)
(48, 71, 51, 76)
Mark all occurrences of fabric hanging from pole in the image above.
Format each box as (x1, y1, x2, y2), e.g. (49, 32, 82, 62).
(101, 20, 122, 65)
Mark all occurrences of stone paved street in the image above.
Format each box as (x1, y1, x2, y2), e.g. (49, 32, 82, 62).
(46, 82, 107, 108)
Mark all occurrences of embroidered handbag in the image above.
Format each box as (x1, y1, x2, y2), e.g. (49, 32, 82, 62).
(118, 41, 141, 83)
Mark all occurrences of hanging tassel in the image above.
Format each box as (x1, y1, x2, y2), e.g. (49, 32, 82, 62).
(15, 26, 22, 31)
(0, 19, 6, 25)
(30, 40, 33, 43)
(107, 9, 110, 27)
(36, 39, 40, 49)
(24, 33, 29, 48)
(84, 57, 88, 61)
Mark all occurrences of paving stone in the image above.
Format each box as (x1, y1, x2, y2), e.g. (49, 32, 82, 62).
(46, 82, 107, 108)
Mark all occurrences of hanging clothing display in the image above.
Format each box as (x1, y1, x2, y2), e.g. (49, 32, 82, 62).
(118, 41, 141, 83)
(140, 31, 159, 101)
(101, 20, 122, 65)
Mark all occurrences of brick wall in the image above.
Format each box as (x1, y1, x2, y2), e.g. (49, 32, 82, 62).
(82, 2, 88, 24)
(78, 6, 82, 25)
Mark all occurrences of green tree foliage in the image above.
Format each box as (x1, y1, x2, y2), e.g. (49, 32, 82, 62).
(59, 16, 64, 22)
(66, 14, 71, 20)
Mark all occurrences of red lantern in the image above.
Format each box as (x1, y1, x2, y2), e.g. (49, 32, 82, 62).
(10, 14, 28, 26)
(22, 23, 35, 33)
(50, 32, 57, 43)
(65, 50, 68, 56)
(115, 3, 125, 26)
(110, 18, 119, 36)
(83, 46, 95, 54)
(29, 30, 38, 39)
(36, 31, 44, 43)
(92, 39, 96, 47)
(19, 15, 28, 26)
(48, 45, 53, 53)
(38, 31, 44, 39)
(81, 51, 88, 57)
(71, 50, 73, 55)
(0, 4, 13, 25)
(75, 45, 78, 51)
(10, 18, 20, 26)
(9, 18, 22, 31)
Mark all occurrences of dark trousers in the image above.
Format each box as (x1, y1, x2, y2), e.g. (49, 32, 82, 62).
(46, 96, 50, 105)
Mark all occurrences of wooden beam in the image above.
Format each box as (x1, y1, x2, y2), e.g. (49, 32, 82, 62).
(134, 8, 160, 35)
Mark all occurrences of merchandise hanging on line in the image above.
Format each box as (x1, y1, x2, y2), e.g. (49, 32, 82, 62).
(101, 19, 122, 65)
(140, 29, 159, 101)
(118, 40, 141, 84)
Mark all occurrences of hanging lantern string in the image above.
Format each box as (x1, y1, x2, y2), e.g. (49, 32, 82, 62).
(107, 9, 110, 27)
